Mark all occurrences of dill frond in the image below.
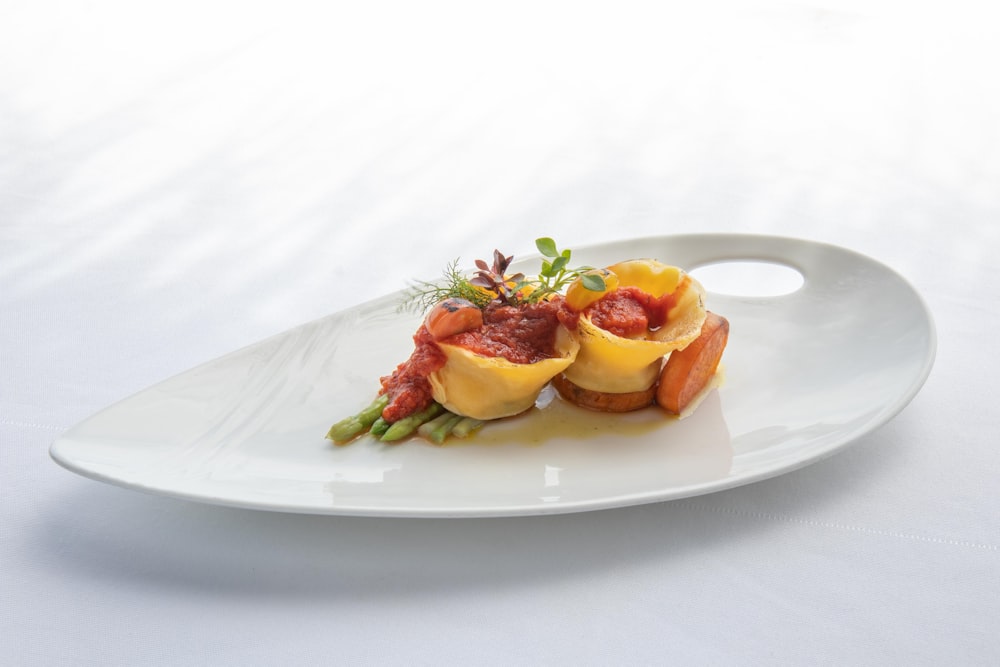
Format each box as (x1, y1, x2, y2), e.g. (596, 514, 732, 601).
(397, 259, 493, 314)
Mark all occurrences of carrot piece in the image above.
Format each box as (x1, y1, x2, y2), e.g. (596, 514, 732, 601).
(656, 312, 729, 414)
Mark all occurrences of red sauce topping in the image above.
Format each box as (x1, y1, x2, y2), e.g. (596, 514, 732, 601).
(446, 300, 563, 364)
(564, 286, 677, 338)
(379, 299, 565, 422)
(379, 326, 446, 422)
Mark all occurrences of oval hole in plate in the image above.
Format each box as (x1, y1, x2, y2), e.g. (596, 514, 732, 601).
(689, 260, 804, 297)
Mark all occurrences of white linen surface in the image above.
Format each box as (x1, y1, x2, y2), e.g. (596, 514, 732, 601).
(3, 1, 998, 664)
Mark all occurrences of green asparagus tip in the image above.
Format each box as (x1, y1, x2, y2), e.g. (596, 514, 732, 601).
(326, 394, 390, 443)
(326, 417, 365, 443)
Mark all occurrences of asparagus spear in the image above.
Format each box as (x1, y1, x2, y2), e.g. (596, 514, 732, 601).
(326, 394, 389, 443)
(451, 416, 485, 438)
(381, 402, 444, 442)
(326, 416, 365, 443)
(327, 397, 486, 445)
(355, 394, 389, 424)
(418, 412, 463, 444)
(369, 416, 391, 437)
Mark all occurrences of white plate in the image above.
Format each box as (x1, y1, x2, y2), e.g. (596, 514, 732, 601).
(50, 234, 936, 517)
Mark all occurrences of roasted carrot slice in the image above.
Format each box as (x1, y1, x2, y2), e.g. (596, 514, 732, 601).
(656, 312, 729, 414)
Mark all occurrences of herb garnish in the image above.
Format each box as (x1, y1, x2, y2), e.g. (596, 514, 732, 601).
(400, 238, 606, 314)
(470, 249, 525, 306)
(533, 237, 607, 297)
(399, 259, 495, 314)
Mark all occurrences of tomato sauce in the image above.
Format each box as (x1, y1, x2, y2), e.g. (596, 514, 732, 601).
(563, 286, 677, 338)
(379, 326, 446, 422)
(446, 300, 563, 364)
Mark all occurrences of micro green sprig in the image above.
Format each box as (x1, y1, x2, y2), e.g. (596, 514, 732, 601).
(528, 237, 606, 300)
(469, 249, 525, 306)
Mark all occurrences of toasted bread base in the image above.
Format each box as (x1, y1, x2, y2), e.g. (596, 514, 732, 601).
(551, 373, 657, 413)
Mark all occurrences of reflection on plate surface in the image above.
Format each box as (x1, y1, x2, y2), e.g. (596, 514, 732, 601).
(50, 234, 936, 517)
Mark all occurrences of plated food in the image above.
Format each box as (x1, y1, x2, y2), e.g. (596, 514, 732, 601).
(50, 234, 935, 516)
(326, 239, 729, 445)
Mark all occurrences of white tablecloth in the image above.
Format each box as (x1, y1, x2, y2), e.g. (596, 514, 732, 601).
(3, 1, 998, 664)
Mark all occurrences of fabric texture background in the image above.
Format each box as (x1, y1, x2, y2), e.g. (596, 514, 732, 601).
(2, 1, 998, 664)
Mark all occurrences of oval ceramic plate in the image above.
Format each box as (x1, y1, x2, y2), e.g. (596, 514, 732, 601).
(50, 235, 936, 517)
